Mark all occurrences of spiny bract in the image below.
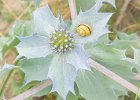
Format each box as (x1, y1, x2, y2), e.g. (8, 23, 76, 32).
(16, 1, 112, 99)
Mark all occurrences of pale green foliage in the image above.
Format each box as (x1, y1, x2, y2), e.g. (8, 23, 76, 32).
(80, 42, 137, 100)
(124, 48, 140, 73)
(10, 21, 34, 36)
(77, 32, 140, 100)
(2, 1, 139, 100)
(16, 2, 112, 99)
(0, 21, 33, 60)
(110, 32, 140, 73)
(16, 36, 52, 59)
(0, 64, 15, 79)
(110, 32, 140, 50)
(20, 55, 53, 83)
(75, 0, 115, 12)
(0, 36, 18, 60)
(133, 49, 140, 66)
(76, 69, 127, 100)
(86, 43, 133, 80)
(34, 0, 42, 7)
(100, 0, 115, 7)
(70, 2, 112, 43)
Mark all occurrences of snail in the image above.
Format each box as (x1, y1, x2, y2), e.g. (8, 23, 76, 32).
(76, 24, 92, 36)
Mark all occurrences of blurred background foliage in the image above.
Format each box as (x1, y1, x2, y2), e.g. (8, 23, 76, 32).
(0, 0, 140, 100)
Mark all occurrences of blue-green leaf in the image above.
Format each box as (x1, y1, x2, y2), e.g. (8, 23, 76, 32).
(76, 69, 127, 100)
(47, 54, 77, 99)
(71, 2, 112, 44)
(75, 0, 115, 12)
(110, 32, 140, 50)
(20, 55, 53, 83)
(34, 0, 42, 7)
(81, 43, 136, 100)
(16, 35, 52, 59)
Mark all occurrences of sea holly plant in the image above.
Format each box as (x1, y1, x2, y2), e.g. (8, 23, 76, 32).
(1, 0, 140, 100)
(16, 1, 112, 99)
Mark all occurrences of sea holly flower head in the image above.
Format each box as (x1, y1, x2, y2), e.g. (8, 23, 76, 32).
(49, 29, 74, 53)
(16, 1, 112, 99)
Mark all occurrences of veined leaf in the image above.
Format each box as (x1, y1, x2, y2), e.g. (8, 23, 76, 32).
(76, 69, 127, 100)
(20, 54, 77, 99)
(80, 43, 136, 100)
(15, 2, 114, 99)
(20, 55, 53, 84)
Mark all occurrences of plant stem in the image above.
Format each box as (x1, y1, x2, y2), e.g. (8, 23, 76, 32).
(68, 0, 77, 20)
(0, 60, 17, 97)
(10, 80, 52, 100)
(88, 58, 140, 96)
(10, 58, 140, 99)
(0, 69, 14, 96)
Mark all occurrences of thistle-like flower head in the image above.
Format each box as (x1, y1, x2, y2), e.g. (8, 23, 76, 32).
(16, 2, 112, 99)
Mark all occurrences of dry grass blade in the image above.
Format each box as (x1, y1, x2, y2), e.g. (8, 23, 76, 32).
(1, 0, 17, 19)
(68, 0, 77, 20)
(10, 80, 52, 100)
(16, 2, 33, 20)
(114, 0, 131, 30)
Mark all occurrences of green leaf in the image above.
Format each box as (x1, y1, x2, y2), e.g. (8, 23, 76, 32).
(76, 69, 127, 100)
(10, 69, 24, 97)
(20, 54, 77, 99)
(0, 36, 19, 60)
(0, 21, 33, 60)
(10, 21, 34, 36)
(116, 32, 138, 40)
(133, 48, 140, 66)
(34, 0, 42, 7)
(20, 55, 53, 83)
(33, 85, 52, 97)
(110, 32, 140, 50)
(124, 48, 140, 73)
(47, 54, 77, 99)
(100, 0, 116, 7)
(56, 92, 79, 100)
(75, 0, 115, 12)
(75, 0, 96, 12)
(109, 32, 140, 58)
(16, 35, 52, 59)
(71, 2, 112, 44)
(80, 43, 137, 100)
(0, 64, 15, 79)
(98, 34, 111, 43)
(33, 4, 60, 36)
(86, 43, 134, 80)
(24, 0, 41, 7)
(15, 2, 115, 99)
